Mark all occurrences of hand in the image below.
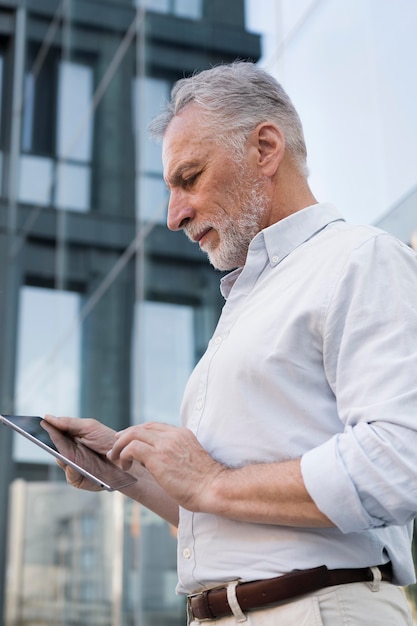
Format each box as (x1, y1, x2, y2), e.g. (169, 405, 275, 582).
(107, 422, 225, 512)
(43, 414, 117, 491)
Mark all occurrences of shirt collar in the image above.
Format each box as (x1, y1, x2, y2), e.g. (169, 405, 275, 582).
(220, 203, 345, 299)
(262, 203, 345, 265)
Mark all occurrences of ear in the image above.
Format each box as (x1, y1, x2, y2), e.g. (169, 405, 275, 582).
(251, 122, 285, 177)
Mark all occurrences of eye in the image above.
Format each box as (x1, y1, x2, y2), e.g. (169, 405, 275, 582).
(183, 172, 200, 188)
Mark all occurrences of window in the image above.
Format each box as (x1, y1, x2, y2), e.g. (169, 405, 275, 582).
(22, 47, 56, 155)
(132, 301, 194, 425)
(14, 286, 81, 463)
(135, 0, 203, 20)
(81, 514, 97, 538)
(134, 75, 170, 222)
(0, 53, 4, 195)
(19, 55, 93, 211)
(55, 61, 93, 211)
(81, 547, 96, 570)
(174, 0, 202, 19)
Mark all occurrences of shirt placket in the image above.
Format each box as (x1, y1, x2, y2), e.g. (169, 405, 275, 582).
(181, 242, 269, 589)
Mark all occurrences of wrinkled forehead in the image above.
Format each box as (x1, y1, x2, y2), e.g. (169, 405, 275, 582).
(162, 104, 215, 174)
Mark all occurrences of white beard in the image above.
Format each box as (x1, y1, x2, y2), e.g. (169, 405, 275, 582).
(186, 172, 269, 271)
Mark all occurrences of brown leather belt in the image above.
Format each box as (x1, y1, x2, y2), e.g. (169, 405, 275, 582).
(188, 563, 393, 621)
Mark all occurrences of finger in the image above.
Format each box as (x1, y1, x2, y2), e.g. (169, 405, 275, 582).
(110, 426, 148, 456)
(115, 421, 175, 441)
(54, 455, 101, 492)
(44, 415, 113, 451)
(43, 414, 84, 435)
(108, 431, 151, 462)
(64, 464, 101, 491)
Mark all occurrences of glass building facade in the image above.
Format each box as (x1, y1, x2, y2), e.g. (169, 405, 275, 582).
(0, 0, 417, 624)
(0, 1, 260, 624)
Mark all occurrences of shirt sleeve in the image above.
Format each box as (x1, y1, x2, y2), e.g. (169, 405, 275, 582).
(301, 233, 417, 533)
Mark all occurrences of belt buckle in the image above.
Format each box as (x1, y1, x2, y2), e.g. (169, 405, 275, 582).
(187, 580, 243, 623)
(187, 593, 212, 623)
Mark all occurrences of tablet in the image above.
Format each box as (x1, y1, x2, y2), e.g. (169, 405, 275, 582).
(0, 414, 137, 491)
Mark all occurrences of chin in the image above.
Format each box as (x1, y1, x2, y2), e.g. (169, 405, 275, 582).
(208, 255, 240, 272)
(206, 241, 243, 272)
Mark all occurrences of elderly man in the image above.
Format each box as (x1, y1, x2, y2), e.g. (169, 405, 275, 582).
(46, 61, 417, 625)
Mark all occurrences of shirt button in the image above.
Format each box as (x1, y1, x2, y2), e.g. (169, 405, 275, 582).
(214, 336, 222, 344)
(196, 401, 203, 410)
(183, 548, 192, 559)
(272, 255, 279, 264)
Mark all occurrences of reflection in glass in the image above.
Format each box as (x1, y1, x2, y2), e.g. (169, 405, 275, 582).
(54, 61, 93, 212)
(18, 155, 53, 206)
(56, 61, 93, 162)
(133, 302, 194, 425)
(175, 0, 203, 19)
(135, 76, 169, 174)
(137, 174, 168, 222)
(15, 286, 81, 426)
(55, 161, 91, 212)
(5, 483, 134, 625)
(135, 0, 169, 12)
(134, 0, 202, 18)
(22, 72, 35, 153)
(134, 76, 170, 221)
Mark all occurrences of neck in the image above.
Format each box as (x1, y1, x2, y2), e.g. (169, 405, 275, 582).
(264, 159, 317, 228)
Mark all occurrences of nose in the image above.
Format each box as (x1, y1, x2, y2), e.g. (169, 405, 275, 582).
(167, 189, 195, 231)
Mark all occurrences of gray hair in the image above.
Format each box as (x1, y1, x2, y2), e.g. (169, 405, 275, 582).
(149, 61, 308, 176)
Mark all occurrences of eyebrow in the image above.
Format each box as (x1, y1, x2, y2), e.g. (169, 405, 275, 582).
(165, 161, 200, 188)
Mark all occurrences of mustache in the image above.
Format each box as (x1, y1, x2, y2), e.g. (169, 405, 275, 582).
(184, 221, 214, 241)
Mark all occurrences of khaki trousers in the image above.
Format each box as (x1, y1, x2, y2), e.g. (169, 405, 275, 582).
(189, 581, 413, 625)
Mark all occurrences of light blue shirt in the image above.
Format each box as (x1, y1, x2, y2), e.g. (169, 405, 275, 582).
(177, 203, 417, 594)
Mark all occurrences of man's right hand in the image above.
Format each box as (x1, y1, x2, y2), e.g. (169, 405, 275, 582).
(43, 414, 117, 491)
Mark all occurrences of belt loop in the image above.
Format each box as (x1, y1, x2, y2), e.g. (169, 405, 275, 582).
(187, 596, 200, 625)
(227, 581, 247, 623)
(367, 566, 382, 592)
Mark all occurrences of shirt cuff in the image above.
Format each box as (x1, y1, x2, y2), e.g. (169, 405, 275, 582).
(301, 437, 376, 533)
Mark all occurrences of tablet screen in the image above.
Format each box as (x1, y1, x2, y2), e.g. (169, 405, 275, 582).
(0, 414, 137, 491)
